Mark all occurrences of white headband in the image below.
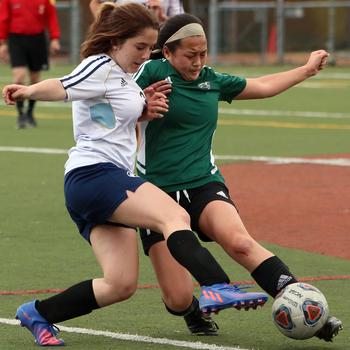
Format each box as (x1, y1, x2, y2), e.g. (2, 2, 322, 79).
(164, 23, 205, 45)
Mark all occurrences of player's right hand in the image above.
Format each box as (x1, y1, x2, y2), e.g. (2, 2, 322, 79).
(2, 84, 27, 105)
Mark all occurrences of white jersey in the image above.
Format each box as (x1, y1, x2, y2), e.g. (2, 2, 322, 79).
(60, 54, 146, 175)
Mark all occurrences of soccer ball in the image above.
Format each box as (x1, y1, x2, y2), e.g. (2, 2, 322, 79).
(272, 282, 329, 340)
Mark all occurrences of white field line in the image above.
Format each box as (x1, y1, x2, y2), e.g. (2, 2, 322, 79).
(218, 108, 350, 119)
(0, 318, 250, 350)
(215, 155, 350, 167)
(1, 146, 350, 167)
(0, 146, 67, 154)
(36, 104, 350, 119)
(1, 102, 349, 120)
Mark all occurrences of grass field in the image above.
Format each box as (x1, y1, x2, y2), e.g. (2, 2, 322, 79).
(0, 62, 349, 350)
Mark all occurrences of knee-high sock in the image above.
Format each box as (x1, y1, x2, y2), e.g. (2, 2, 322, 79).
(36, 280, 100, 323)
(251, 256, 298, 297)
(166, 230, 230, 286)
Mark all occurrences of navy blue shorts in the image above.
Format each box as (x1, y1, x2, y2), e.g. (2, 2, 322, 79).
(64, 162, 146, 242)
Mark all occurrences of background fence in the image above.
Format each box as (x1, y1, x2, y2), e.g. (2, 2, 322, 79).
(55, 0, 350, 65)
(207, 0, 350, 65)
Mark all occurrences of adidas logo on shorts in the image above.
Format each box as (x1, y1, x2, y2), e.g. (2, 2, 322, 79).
(216, 191, 228, 199)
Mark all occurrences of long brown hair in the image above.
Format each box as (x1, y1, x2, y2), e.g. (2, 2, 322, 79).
(81, 3, 159, 58)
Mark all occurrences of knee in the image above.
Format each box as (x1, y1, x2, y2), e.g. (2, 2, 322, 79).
(176, 207, 191, 226)
(158, 206, 191, 233)
(228, 233, 255, 256)
(107, 278, 137, 302)
(163, 288, 194, 313)
(118, 279, 138, 301)
(13, 73, 26, 84)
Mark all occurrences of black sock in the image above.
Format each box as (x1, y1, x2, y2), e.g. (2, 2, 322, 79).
(164, 296, 199, 317)
(36, 280, 100, 324)
(27, 100, 36, 115)
(16, 101, 24, 115)
(251, 256, 298, 298)
(166, 230, 230, 286)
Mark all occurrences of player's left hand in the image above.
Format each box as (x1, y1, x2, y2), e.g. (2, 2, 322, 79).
(304, 50, 329, 76)
(50, 39, 61, 55)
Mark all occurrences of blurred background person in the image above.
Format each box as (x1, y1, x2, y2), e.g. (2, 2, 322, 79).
(90, 0, 184, 23)
(146, 0, 184, 24)
(90, 0, 148, 16)
(0, 0, 61, 129)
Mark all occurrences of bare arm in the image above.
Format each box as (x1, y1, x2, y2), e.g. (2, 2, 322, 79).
(236, 50, 329, 100)
(90, 0, 113, 18)
(2, 79, 66, 105)
(90, 0, 101, 18)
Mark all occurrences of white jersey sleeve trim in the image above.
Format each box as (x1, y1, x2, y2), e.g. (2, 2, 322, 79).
(60, 56, 112, 100)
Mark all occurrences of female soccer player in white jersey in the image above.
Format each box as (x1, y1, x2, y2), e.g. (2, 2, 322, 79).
(2, 3, 267, 346)
(134, 13, 342, 341)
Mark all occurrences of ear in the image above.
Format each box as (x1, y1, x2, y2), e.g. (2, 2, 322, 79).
(163, 46, 170, 59)
(111, 38, 120, 51)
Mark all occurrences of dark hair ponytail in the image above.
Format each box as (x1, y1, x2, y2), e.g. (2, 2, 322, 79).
(151, 13, 203, 59)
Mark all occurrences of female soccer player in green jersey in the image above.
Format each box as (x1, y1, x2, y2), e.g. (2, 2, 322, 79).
(134, 13, 342, 341)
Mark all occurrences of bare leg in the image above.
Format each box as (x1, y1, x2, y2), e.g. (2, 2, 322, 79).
(198, 201, 273, 272)
(149, 240, 194, 311)
(91, 225, 139, 307)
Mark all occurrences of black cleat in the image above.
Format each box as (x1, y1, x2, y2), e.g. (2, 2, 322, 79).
(16, 113, 27, 129)
(184, 310, 219, 336)
(26, 112, 37, 127)
(315, 316, 343, 342)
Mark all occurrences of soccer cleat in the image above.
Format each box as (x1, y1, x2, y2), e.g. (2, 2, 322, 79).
(199, 283, 268, 315)
(315, 315, 343, 342)
(17, 113, 27, 129)
(26, 112, 37, 127)
(184, 309, 219, 336)
(15, 300, 65, 346)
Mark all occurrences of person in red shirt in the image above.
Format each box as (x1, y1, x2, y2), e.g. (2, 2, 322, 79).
(0, 0, 61, 128)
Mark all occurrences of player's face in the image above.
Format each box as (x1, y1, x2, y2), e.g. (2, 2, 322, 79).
(164, 36, 207, 81)
(113, 28, 158, 73)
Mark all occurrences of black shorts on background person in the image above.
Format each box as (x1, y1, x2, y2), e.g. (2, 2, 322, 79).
(0, 0, 61, 129)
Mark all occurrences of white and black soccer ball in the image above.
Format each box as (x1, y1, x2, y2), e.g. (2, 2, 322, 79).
(272, 282, 329, 340)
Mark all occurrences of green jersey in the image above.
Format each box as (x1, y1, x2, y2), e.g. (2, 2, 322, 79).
(134, 58, 246, 192)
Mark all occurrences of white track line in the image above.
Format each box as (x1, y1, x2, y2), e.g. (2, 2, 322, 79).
(215, 155, 350, 167)
(1, 146, 350, 167)
(0, 146, 67, 154)
(2, 102, 349, 119)
(0, 318, 250, 350)
(218, 108, 349, 119)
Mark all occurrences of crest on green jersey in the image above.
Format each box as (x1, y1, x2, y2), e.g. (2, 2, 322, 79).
(198, 81, 211, 90)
